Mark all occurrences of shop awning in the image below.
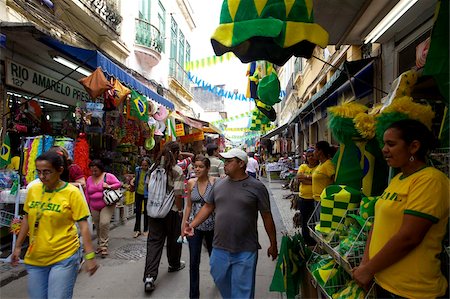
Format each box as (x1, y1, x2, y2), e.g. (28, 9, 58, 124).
(260, 122, 289, 139)
(202, 123, 222, 134)
(40, 37, 175, 110)
(288, 59, 374, 124)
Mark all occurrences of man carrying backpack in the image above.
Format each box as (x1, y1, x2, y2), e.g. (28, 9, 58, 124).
(143, 141, 186, 292)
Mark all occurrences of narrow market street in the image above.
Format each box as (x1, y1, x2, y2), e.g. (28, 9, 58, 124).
(0, 178, 294, 299)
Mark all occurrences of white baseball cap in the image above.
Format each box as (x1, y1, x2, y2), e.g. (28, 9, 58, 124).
(220, 148, 248, 164)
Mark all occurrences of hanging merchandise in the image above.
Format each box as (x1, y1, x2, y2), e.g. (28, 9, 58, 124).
(376, 96, 434, 145)
(270, 234, 311, 299)
(73, 133, 90, 178)
(129, 90, 149, 122)
(328, 102, 388, 196)
(21, 135, 56, 182)
(210, 0, 329, 66)
(144, 137, 156, 151)
(78, 67, 113, 99)
(85, 102, 104, 133)
(258, 72, 282, 106)
(0, 133, 12, 168)
(53, 137, 74, 159)
(153, 105, 168, 121)
(250, 108, 271, 131)
(112, 78, 131, 107)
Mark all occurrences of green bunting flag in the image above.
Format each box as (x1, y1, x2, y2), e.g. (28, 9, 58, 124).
(0, 133, 11, 168)
(130, 90, 149, 122)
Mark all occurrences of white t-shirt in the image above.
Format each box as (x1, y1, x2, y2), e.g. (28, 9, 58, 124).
(246, 157, 259, 173)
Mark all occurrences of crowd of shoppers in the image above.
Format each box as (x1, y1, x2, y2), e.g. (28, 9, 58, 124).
(10, 126, 448, 299)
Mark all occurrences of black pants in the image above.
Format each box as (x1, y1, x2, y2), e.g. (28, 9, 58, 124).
(375, 284, 405, 298)
(143, 210, 182, 281)
(134, 193, 148, 232)
(297, 197, 316, 246)
(188, 229, 214, 299)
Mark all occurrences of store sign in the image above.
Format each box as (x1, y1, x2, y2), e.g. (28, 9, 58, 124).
(6, 60, 91, 105)
(179, 131, 204, 143)
(175, 123, 185, 137)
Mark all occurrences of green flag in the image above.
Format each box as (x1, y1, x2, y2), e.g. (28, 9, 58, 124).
(130, 90, 149, 122)
(270, 235, 307, 298)
(0, 133, 11, 168)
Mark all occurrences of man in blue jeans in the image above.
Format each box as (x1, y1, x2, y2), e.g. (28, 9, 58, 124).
(184, 148, 278, 298)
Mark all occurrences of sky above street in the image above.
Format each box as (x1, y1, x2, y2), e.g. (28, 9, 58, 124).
(189, 0, 255, 131)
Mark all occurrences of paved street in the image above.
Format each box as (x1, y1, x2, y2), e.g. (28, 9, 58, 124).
(0, 178, 295, 298)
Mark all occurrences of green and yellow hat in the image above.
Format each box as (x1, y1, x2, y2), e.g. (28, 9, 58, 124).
(211, 0, 329, 66)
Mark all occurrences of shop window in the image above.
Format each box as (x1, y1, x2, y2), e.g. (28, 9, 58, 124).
(158, 1, 166, 53)
(178, 31, 185, 69)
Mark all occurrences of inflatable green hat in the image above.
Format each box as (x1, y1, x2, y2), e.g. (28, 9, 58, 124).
(257, 73, 281, 106)
(211, 0, 329, 66)
(144, 137, 155, 151)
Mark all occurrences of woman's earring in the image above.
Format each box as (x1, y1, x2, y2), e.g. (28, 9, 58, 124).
(409, 155, 415, 162)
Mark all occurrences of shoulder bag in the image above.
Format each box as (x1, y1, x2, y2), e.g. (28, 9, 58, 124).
(103, 173, 123, 205)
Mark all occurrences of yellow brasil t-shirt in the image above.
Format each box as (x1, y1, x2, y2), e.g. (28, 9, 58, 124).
(137, 171, 146, 195)
(24, 182, 90, 266)
(369, 167, 449, 298)
(297, 164, 316, 199)
(312, 159, 335, 201)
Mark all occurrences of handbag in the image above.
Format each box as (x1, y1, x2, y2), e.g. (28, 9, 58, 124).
(103, 173, 123, 205)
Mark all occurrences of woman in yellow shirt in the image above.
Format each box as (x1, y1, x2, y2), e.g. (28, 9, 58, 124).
(312, 141, 336, 218)
(11, 150, 98, 298)
(353, 119, 449, 298)
(297, 148, 318, 245)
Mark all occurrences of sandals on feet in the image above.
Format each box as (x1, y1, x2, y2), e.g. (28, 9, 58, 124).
(133, 231, 141, 238)
(101, 248, 108, 258)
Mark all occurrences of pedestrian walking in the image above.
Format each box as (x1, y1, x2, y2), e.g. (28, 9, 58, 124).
(11, 151, 98, 299)
(205, 143, 225, 178)
(130, 157, 151, 238)
(85, 159, 122, 258)
(184, 148, 278, 299)
(143, 141, 186, 292)
(246, 152, 259, 178)
(181, 155, 216, 299)
(296, 148, 318, 245)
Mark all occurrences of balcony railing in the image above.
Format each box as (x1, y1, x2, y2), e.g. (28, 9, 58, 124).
(169, 58, 190, 91)
(135, 18, 163, 53)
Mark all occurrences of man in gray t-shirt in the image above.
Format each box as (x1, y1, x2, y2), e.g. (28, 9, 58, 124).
(184, 148, 278, 299)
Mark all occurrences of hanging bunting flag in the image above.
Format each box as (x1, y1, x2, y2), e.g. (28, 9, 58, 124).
(0, 133, 12, 168)
(225, 125, 275, 132)
(188, 72, 286, 102)
(227, 133, 262, 141)
(185, 52, 235, 71)
(211, 111, 253, 125)
(129, 90, 149, 122)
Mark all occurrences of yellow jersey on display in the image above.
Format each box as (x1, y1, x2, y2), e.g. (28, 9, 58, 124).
(370, 167, 449, 298)
(312, 159, 335, 201)
(297, 164, 316, 199)
(24, 182, 90, 266)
